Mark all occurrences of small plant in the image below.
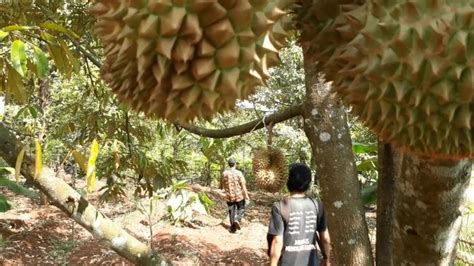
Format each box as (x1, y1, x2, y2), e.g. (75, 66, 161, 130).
(456, 203, 474, 265)
(0, 194, 11, 212)
(98, 179, 127, 203)
(156, 180, 214, 225)
(48, 238, 77, 265)
(136, 197, 158, 250)
(0, 235, 9, 252)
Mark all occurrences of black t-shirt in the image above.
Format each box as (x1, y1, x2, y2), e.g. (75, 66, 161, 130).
(268, 197, 327, 266)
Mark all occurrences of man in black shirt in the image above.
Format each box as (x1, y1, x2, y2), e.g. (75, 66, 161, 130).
(268, 163, 331, 266)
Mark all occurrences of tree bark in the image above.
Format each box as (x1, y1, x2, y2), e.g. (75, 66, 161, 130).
(392, 153, 472, 265)
(301, 56, 374, 265)
(376, 142, 401, 266)
(0, 122, 155, 264)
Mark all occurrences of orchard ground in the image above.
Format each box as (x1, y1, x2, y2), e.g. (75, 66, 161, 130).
(0, 171, 472, 265)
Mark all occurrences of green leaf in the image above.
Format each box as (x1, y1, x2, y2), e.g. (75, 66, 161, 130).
(86, 140, 100, 193)
(34, 139, 43, 180)
(15, 147, 26, 183)
(10, 40, 27, 76)
(72, 150, 87, 172)
(40, 31, 57, 43)
(60, 41, 80, 74)
(198, 192, 215, 212)
(48, 43, 71, 78)
(33, 46, 49, 79)
(361, 185, 377, 205)
(28, 105, 42, 119)
(356, 159, 377, 172)
(1, 25, 31, 32)
(0, 30, 9, 41)
(172, 180, 188, 192)
(352, 142, 377, 154)
(0, 194, 11, 212)
(40, 22, 80, 39)
(0, 177, 39, 199)
(6, 64, 26, 103)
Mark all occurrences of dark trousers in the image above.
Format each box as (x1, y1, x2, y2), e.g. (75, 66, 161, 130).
(227, 200, 246, 225)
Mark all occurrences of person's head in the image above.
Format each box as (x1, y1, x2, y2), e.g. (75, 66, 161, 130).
(228, 158, 237, 167)
(287, 163, 312, 193)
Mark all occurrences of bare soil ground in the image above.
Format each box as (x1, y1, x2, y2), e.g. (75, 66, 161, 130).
(0, 179, 291, 265)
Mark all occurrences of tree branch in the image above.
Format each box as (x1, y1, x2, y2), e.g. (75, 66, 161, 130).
(75, 40, 102, 68)
(0, 122, 159, 264)
(177, 104, 304, 139)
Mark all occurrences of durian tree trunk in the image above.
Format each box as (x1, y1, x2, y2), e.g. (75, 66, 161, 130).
(301, 54, 374, 265)
(392, 153, 472, 265)
(376, 142, 401, 266)
(0, 123, 154, 265)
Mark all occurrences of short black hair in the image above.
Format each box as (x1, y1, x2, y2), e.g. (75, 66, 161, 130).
(228, 158, 236, 167)
(287, 163, 312, 192)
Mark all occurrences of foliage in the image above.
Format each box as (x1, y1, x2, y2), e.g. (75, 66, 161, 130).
(0, 175, 39, 200)
(0, 166, 39, 212)
(247, 40, 305, 111)
(156, 181, 214, 225)
(0, 194, 11, 212)
(0, 1, 90, 103)
(360, 185, 377, 206)
(353, 143, 378, 185)
(0, 235, 9, 252)
(98, 179, 127, 204)
(48, 238, 78, 265)
(85, 139, 99, 192)
(350, 141, 378, 205)
(0, 164, 39, 212)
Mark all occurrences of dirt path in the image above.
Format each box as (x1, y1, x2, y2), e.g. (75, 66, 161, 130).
(0, 182, 280, 265)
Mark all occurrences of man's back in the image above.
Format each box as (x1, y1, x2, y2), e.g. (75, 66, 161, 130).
(268, 197, 326, 265)
(221, 169, 244, 202)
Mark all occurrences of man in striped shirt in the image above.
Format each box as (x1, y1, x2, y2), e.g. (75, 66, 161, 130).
(220, 158, 250, 233)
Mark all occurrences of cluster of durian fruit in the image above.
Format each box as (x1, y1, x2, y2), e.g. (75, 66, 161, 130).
(91, 0, 290, 122)
(297, 0, 473, 159)
(92, 0, 473, 163)
(252, 147, 288, 192)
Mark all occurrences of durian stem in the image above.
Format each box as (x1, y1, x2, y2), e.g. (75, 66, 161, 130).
(266, 122, 274, 148)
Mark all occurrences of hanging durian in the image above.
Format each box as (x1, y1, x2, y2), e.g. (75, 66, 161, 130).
(91, 0, 291, 122)
(253, 147, 288, 192)
(252, 123, 287, 192)
(315, 0, 474, 159)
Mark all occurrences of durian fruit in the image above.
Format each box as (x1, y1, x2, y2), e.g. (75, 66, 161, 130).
(320, 0, 474, 159)
(91, 0, 291, 122)
(253, 147, 288, 192)
(294, 0, 365, 80)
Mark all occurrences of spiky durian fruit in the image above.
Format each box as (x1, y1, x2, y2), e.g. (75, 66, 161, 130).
(91, 0, 290, 122)
(295, 0, 364, 80)
(253, 147, 288, 192)
(323, 0, 473, 158)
